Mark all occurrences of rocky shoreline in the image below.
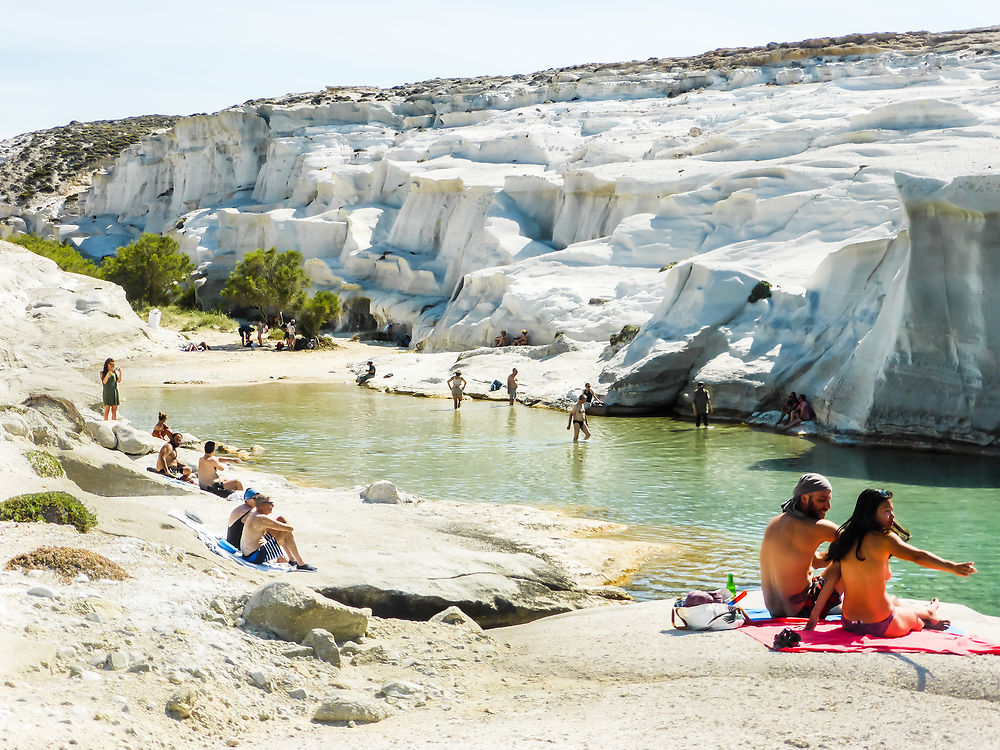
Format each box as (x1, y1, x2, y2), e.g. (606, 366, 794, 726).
(2, 240, 1000, 747)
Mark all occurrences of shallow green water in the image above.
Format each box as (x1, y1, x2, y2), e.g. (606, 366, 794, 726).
(125, 382, 999, 615)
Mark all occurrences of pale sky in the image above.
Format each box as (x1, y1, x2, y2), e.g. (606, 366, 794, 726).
(1, 1, 996, 140)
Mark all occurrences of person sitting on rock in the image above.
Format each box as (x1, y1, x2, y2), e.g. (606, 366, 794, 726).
(198, 440, 244, 497)
(805, 488, 975, 636)
(494, 329, 510, 347)
(780, 394, 814, 432)
(152, 412, 174, 441)
(357, 361, 376, 384)
(582, 383, 603, 406)
(776, 392, 800, 426)
(240, 495, 316, 571)
(227, 488, 262, 548)
(759, 473, 839, 618)
(156, 433, 194, 483)
(512, 329, 529, 346)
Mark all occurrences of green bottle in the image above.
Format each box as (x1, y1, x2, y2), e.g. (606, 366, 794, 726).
(726, 573, 736, 598)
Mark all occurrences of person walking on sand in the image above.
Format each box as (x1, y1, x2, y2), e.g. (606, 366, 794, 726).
(100, 358, 122, 420)
(805, 488, 975, 636)
(241, 495, 317, 571)
(507, 368, 518, 405)
(198, 441, 244, 497)
(692, 382, 712, 427)
(759, 473, 840, 618)
(448, 371, 467, 410)
(256, 320, 269, 347)
(567, 394, 591, 441)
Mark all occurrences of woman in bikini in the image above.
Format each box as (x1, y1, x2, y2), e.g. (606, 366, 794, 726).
(152, 413, 173, 440)
(806, 488, 976, 636)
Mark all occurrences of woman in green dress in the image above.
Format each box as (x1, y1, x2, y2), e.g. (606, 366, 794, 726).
(101, 358, 122, 420)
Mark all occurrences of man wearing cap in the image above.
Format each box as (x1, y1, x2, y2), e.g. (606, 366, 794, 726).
(357, 361, 376, 384)
(240, 494, 316, 571)
(759, 473, 841, 618)
(512, 329, 529, 346)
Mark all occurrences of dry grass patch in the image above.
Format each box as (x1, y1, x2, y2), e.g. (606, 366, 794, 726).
(5, 546, 128, 582)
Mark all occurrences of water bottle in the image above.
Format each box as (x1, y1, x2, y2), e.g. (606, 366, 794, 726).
(726, 573, 736, 598)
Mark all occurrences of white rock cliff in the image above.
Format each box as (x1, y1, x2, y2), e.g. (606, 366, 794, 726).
(18, 30, 1000, 446)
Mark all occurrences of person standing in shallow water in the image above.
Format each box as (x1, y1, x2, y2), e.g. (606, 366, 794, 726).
(567, 394, 591, 441)
(692, 382, 712, 427)
(805, 488, 976, 636)
(448, 371, 467, 410)
(101, 358, 122, 420)
(507, 368, 518, 406)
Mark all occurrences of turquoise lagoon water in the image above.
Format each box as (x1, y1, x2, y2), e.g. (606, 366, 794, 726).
(125, 382, 999, 615)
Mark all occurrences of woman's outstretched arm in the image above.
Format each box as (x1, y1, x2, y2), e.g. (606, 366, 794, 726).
(885, 533, 976, 576)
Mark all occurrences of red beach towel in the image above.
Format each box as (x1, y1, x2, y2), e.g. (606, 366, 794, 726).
(742, 619, 1000, 656)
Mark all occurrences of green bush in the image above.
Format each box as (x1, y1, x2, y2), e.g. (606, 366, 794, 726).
(101, 234, 195, 308)
(610, 325, 641, 347)
(25, 450, 64, 478)
(747, 280, 772, 303)
(0, 492, 97, 533)
(220, 247, 309, 321)
(8, 235, 102, 278)
(296, 290, 342, 339)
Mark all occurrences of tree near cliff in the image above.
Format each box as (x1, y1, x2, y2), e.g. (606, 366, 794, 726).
(296, 291, 342, 339)
(100, 234, 195, 308)
(219, 247, 310, 321)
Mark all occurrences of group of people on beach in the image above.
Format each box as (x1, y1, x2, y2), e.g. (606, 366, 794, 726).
(493, 329, 530, 347)
(760, 473, 976, 638)
(151, 412, 317, 571)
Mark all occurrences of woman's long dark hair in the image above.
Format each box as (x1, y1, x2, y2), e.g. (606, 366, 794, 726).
(827, 489, 911, 562)
(101, 358, 114, 380)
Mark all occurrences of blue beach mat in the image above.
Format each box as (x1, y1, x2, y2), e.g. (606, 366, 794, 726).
(166, 509, 291, 573)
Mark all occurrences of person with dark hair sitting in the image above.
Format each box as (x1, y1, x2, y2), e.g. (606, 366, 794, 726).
(805, 488, 975, 636)
(152, 412, 174, 440)
(156, 433, 194, 483)
(198, 441, 244, 497)
(776, 392, 799, 426)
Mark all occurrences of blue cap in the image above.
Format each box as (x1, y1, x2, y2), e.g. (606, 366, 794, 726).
(244, 488, 261, 501)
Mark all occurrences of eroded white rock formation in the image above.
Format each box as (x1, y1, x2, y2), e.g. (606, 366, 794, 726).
(25, 31, 1000, 445)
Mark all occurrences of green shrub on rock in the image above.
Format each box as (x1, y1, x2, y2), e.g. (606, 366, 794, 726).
(610, 325, 641, 347)
(747, 280, 772, 303)
(25, 450, 64, 478)
(0, 492, 97, 533)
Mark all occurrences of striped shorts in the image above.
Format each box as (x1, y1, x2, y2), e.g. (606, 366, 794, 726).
(245, 533, 283, 565)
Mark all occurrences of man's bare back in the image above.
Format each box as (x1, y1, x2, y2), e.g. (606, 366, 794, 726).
(759, 474, 838, 617)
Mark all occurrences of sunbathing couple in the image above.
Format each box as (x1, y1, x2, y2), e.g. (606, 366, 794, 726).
(776, 392, 814, 431)
(760, 473, 975, 638)
(227, 488, 316, 571)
